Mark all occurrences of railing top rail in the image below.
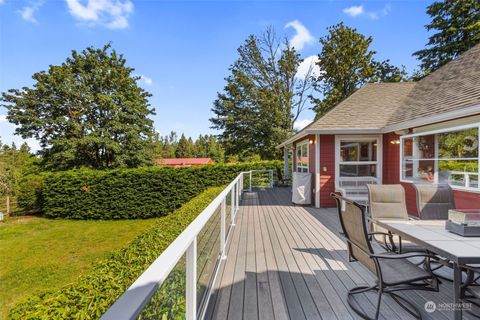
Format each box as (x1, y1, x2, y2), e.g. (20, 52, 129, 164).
(101, 169, 273, 320)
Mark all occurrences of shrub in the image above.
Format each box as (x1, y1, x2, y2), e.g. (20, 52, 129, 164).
(42, 161, 282, 219)
(8, 187, 224, 320)
(16, 174, 44, 215)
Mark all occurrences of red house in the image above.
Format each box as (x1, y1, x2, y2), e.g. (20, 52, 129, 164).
(279, 44, 480, 214)
(156, 158, 214, 167)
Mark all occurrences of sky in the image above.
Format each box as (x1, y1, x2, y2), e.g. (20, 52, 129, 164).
(0, 0, 434, 151)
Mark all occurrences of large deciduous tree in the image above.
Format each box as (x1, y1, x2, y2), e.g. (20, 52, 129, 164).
(210, 28, 311, 160)
(311, 23, 408, 118)
(1, 44, 155, 170)
(413, 0, 480, 74)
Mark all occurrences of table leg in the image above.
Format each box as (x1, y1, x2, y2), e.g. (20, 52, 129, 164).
(453, 263, 462, 320)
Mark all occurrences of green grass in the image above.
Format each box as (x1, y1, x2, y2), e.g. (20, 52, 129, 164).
(0, 216, 159, 319)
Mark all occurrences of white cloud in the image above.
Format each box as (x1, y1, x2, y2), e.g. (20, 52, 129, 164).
(134, 74, 153, 86)
(294, 119, 313, 131)
(343, 5, 364, 17)
(296, 55, 321, 79)
(0, 115, 7, 123)
(343, 4, 390, 20)
(285, 20, 314, 51)
(65, 0, 134, 29)
(18, 2, 43, 23)
(140, 75, 152, 86)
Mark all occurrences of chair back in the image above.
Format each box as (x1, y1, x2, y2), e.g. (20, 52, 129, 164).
(414, 184, 455, 220)
(367, 184, 408, 221)
(331, 193, 376, 273)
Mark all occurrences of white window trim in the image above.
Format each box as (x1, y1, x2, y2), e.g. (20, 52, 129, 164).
(295, 140, 309, 173)
(399, 122, 480, 193)
(334, 135, 383, 190)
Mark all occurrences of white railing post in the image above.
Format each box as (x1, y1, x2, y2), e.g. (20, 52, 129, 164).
(465, 173, 470, 188)
(231, 184, 235, 225)
(220, 199, 227, 259)
(249, 171, 252, 192)
(186, 238, 197, 320)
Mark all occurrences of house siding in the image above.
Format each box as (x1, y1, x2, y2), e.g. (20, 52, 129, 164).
(320, 135, 336, 208)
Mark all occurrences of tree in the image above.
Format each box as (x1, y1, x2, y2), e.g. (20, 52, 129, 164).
(0, 142, 38, 214)
(370, 60, 409, 83)
(1, 44, 155, 170)
(413, 0, 480, 74)
(311, 23, 408, 118)
(175, 134, 194, 158)
(210, 27, 311, 159)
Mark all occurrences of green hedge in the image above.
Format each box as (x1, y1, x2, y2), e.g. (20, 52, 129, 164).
(8, 187, 223, 320)
(41, 161, 282, 219)
(16, 174, 45, 215)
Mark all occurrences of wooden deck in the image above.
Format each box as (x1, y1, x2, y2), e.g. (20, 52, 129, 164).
(205, 187, 476, 320)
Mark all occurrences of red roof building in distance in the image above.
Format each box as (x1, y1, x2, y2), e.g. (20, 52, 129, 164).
(156, 158, 214, 167)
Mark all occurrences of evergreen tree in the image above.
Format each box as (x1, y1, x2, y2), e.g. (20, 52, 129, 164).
(175, 134, 193, 158)
(413, 0, 480, 73)
(311, 23, 408, 118)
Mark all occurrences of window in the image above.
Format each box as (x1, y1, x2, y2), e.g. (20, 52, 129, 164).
(338, 139, 379, 178)
(295, 141, 309, 173)
(401, 124, 480, 190)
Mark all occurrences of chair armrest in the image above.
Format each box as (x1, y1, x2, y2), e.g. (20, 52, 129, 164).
(368, 232, 397, 252)
(372, 252, 438, 260)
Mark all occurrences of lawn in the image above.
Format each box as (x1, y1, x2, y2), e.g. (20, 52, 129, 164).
(0, 216, 159, 319)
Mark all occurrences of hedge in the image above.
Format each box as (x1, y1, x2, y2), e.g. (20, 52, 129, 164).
(8, 187, 224, 320)
(40, 161, 282, 219)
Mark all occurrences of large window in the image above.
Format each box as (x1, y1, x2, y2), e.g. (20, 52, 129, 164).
(401, 124, 480, 190)
(338, 138, 379, 179)
(295, 141, 309, 173)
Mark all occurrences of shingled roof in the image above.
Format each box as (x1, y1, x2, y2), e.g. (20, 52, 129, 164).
(388, 43, 480, 126)
(308, 82, 416, 130)
(280, 43, 480, 147)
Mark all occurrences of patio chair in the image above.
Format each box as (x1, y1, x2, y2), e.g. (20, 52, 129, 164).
(367, 184, 423, 253)
(331, 193, 439, 320)
(461, 264, 480, 318)
(414, 184, 455, 220)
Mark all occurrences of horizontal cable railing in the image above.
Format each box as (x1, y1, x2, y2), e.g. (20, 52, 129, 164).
(101, 170, 275, 320)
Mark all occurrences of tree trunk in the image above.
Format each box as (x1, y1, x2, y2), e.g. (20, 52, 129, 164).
(6, 195, 10, 215)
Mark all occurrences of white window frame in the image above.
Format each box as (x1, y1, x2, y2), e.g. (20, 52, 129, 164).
(399, 122, 480, 192)
(335, 135, 383, 189)
(295, 140, 309, 173)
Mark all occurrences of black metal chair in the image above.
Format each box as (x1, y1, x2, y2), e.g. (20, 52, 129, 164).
(461, 264, 480, 318)
(331, 193, 439, 320)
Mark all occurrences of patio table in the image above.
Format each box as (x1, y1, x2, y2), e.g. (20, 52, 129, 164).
(374, 219, 480, 320)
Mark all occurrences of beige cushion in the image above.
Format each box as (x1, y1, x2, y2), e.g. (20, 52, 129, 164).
(368, 184, 409, 220)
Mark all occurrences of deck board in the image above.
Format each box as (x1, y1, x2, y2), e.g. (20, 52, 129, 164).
(205, 188, 475, 320)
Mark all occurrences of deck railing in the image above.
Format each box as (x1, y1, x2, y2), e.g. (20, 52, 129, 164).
(101, 169, 275, 320)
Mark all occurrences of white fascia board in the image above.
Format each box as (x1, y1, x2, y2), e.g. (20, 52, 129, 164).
(306, 128, 382, 135)
(382, 104, 480, 133)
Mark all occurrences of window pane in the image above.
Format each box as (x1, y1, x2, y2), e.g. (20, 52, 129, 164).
(403, 138, 413, 157)
(340, 141, 377, 162)
(438, 128, 479, 159)
(339, 164, 377, 177)
(439, 160, 479, 187)
(403, 160, 413, 179)
(416, 135, 435, 159)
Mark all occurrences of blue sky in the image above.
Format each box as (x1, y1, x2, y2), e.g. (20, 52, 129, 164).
(0, 0, 434, 151)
